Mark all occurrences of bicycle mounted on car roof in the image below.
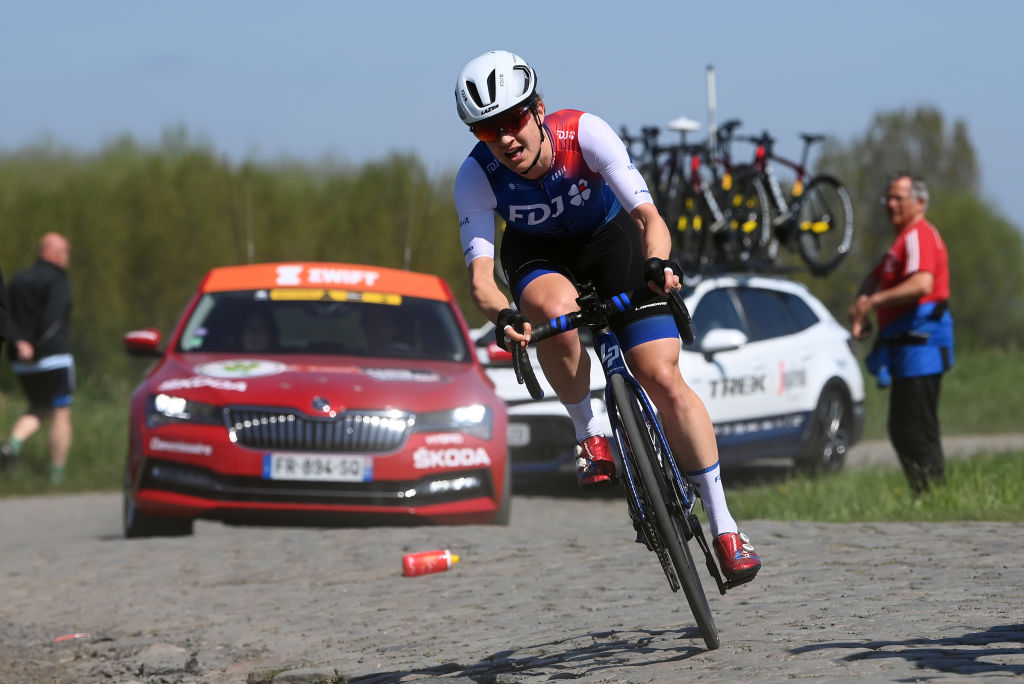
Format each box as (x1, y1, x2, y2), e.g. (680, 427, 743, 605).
(731, 129, 855, 275)
(624, 119, 854, 281)
(622, 119, 770, 287)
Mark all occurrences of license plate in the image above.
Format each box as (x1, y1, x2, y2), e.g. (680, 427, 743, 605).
(262, 453, 373, 482)
(507, 422, 531, 447)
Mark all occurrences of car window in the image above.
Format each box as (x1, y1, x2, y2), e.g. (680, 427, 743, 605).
(736, 287, 815, 341)
(691, 288, 744, 345)
(781, 291, 820, 331)
(177, 291, 470, 362)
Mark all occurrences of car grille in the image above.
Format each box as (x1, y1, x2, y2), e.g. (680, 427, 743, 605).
(226, 408, 414, 453)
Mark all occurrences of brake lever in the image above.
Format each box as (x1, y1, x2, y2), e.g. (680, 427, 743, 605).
(667, 289, 696, 346)
(511, 343, 544, 400)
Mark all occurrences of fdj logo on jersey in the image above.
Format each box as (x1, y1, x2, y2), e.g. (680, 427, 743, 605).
(509, 179, 591, 225)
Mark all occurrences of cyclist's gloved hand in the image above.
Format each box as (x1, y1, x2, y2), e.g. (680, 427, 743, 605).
(495, 308, 527, 352)
(644, 257, 684, 293)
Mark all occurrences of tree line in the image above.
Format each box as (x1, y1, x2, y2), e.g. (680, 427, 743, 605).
(0, 128, 467, 386)
(1, 107, 1021, 390)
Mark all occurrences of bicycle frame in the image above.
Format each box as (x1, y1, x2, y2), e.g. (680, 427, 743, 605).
(746, 131, 822, 226)
(685, 148, 727, 231)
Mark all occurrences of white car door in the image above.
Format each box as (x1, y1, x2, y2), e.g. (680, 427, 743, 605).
(733, 285, 820, 418)
(680, 286, 773, 426)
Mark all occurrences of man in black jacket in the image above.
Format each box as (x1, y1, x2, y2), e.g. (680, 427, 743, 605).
(2, 233, 74, 484)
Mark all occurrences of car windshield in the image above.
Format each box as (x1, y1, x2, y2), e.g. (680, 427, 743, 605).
(176, 290, 470, 362)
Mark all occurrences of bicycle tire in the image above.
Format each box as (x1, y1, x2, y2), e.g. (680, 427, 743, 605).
(669, 186, 710, 287)
(720, 168, 771, 268)
(795, 174, 854, 275)
(610, 375, 719, 649)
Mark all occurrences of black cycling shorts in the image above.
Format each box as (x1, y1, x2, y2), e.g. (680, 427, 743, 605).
(17, 366, 76, 411)
(499, 209, 676, 351)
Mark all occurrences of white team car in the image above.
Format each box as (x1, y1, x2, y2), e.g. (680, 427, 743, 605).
(474, 274, 865, 488)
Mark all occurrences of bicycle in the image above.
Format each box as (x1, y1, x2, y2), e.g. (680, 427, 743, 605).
(667, 120, 769, 284)
(507, 281, 750, 650)
(734, 130, 855, 275)
(623, 120, 768, 286)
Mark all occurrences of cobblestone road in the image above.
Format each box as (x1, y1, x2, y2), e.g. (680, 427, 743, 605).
(0, 486, 1021, 682)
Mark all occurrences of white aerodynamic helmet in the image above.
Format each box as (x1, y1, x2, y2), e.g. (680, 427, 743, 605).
(455, 50, 537, 125)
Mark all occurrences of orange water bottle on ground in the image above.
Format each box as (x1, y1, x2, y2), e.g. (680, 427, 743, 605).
(402, 549, 460, 577)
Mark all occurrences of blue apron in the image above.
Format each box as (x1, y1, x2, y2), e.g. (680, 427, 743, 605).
(865, 301, 954, 388)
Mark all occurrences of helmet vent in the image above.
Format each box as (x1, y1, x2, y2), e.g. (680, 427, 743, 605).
(486, 70, 496, 103)
(465, 80, 484, 108)
(514, 65, 532, 97)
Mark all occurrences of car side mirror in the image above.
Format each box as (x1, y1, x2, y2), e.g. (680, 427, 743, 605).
(699, 328, 747, 360)
(124, 328, 163, 357)
(485, 342, 514, 366)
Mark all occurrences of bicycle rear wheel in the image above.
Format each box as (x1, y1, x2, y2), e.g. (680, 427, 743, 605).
(796, 174, 854, 275)
(669, 187, 711, 287)
(610, 375, 719, 650)
(721, 168, 771, 268)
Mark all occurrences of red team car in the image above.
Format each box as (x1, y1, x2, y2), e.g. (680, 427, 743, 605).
(122, 262, 509, 536)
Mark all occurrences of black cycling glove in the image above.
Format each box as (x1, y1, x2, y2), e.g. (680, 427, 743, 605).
(644, 257, 684, 289)
(495, 308, 526, 351)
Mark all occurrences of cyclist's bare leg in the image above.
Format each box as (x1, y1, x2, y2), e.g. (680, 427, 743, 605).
(517, 273, 591, 404)
(627, 337, 740, 537)
(625, 338, 718, 470)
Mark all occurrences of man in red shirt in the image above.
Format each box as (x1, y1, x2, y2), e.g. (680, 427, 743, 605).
(848, 174, 954, 494)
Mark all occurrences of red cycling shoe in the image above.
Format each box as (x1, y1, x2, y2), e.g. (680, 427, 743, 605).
(714, 531, 761, 584)
(576, 436, 616, 490)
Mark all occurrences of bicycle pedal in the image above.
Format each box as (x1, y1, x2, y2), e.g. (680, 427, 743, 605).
(724, 573, 758, 591)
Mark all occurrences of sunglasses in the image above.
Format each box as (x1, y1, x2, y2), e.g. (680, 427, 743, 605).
(469, 103, 535, 142)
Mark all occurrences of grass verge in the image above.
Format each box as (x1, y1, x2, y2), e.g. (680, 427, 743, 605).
(726, 450, 1024, 522)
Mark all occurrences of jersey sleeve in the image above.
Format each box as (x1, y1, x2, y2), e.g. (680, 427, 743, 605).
(577, 112, 653, 213)
(905, 224, 943, 277)
(454, 157, 499, 266)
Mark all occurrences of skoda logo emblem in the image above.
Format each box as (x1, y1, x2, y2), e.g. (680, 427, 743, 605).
(311, 396, 332, 413)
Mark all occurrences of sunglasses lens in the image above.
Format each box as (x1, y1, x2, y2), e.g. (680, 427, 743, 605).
(470, 105, 532, 141)
(471, 120, 500, 141)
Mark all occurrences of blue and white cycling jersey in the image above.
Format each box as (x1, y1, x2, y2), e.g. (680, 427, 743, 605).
(455, 109, 653, 265)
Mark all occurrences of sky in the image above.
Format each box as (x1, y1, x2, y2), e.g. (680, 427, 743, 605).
(3, 1, 1022, 230)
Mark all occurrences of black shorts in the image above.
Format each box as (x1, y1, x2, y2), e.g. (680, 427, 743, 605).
(17, 366, 76, 411)
(499, 209, 676, 350)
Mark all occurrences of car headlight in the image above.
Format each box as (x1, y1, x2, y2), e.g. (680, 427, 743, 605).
(413, 404, 492, 440)
(146, 393, 223, 428)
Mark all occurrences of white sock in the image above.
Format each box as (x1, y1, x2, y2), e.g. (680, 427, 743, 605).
(563, 397, 603, 442)
(685, 462, 737, 538)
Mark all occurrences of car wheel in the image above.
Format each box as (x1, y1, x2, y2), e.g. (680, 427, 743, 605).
(798, 383, 850, 475)
(490, 459, 512, 526)
(123, 467, 194, 538)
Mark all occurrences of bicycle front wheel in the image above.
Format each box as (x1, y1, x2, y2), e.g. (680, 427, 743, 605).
(610, 375, 719, 649)
(796, 174, 854, 275)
